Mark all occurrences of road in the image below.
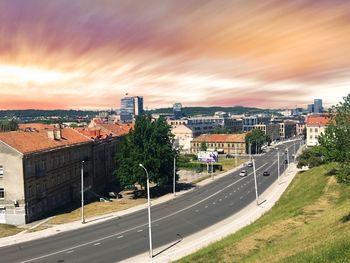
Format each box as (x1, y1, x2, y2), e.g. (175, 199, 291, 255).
(0, 140, 302, 263)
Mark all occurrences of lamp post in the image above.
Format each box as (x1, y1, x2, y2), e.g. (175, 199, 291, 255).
(139, 164, 153, 258)
(276, 148, 280, 183)
(173, 147, 179, 197)
(173, 156, 176, 196)
(252, 158, 259, 206)
(81, 160, 85, 224)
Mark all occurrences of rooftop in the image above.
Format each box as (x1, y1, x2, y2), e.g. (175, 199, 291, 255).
(306, 115, 331, 126)
(0, 128, 91, 154)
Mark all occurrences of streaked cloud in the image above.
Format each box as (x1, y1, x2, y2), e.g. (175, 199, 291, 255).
(0, 0, 349, 109)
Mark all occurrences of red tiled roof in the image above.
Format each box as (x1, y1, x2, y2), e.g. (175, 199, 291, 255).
(0, 128, 91, 154)
(306, 116, 331, 126)
(97, 123, 134, 136)
(192, 133, 246, 143)
(18, 123, 54, 130)
(75, 127, 109, 139)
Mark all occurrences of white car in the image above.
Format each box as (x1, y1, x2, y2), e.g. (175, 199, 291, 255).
(239, 170, 248, 177)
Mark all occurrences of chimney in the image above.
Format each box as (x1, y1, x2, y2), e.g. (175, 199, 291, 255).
(47, 130, 55, 140)
(53, 129, 62, 140)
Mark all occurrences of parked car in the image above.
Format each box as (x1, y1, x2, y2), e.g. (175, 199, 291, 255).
(239, 170, 248, 177)
(263, 171, 270, 176)
(247, 162, 253, 167)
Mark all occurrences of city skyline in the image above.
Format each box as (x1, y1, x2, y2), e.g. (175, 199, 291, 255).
(0, 0, 349, 110)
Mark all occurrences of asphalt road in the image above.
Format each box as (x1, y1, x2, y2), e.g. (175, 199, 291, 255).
(0, 140, 302, 263)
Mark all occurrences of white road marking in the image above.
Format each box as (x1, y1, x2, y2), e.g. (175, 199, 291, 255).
(22, 162, 271, 263)
(213, 202, 216, 205)
(93, 243, 101, 246)
(66, 250, 74, 254)
(204, 206, 208, 208)
(117, 235, 124, 239)
(137, 229, 143, 233)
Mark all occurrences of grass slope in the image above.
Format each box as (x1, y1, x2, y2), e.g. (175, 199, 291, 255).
(176, 164, 350, 263)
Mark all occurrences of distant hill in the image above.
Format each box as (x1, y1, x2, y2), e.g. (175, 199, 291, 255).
(147, 106, 278, 116)
(0, 109, 99, 120)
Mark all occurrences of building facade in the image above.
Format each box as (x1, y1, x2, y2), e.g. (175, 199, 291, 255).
(120, 96, 144, 122)
(0, 123, 132, 225)
(0, 128, 92, 225)
(306, 115, 329, 146)
(191, 133, 246, 154)
(254, 123, 280, 141)
(171, 125, 193, 153)
(242, 115, 270, 132)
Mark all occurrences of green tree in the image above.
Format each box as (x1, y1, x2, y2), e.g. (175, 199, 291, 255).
(296, 146, 326, 169)
(319, 94, 350, 184)
(200, 141, 207, 151)
(245, 128, 267, 154)
(114, 115, 177, 190)
(0, 119, 19, 132)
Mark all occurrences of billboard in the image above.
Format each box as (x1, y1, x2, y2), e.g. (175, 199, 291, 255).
(197, 151, 218, 162)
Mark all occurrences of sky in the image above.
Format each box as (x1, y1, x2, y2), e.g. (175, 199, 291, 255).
(0, 0, 349, 110)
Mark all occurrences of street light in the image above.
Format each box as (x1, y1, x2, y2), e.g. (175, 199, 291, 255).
(81, 160, 85, 224)
(139, 164, 153, 258)
(173, 148, 178, 197)
(252, 158, 259, 206)
(276, 148, 280, 183)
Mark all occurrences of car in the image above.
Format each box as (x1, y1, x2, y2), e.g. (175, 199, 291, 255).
(239, 170, 248, 177)
(247, 162, 253, 167)
(263, 171, 270, 176)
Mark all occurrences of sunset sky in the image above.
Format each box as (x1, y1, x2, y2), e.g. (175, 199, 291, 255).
(0, 0, 349, 110)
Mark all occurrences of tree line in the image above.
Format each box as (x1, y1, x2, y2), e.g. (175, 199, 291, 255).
(0, 119, 19, 132)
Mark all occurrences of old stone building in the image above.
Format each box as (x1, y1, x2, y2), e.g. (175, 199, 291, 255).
(191, 133, 247, 154)
(0, 123, 132, 225)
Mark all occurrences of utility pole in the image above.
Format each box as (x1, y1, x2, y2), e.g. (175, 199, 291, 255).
(81, 160, 85, 224)
(253, 158, 259, 206)
(173, 156, 176, 196)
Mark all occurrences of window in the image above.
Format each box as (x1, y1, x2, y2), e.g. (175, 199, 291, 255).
(309, 128, 313, 133)
(315, 128, 318, 133)
(0, 165, 3, 176)
(0, 188, 4, 199)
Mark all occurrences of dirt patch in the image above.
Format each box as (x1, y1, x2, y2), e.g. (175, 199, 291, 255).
(46, 198, 147, 225)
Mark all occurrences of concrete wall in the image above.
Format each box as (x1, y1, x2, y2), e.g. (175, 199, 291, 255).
(0, 141, 26, 225)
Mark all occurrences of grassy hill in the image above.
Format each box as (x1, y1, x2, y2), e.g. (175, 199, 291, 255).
(176, 164, 350, 263)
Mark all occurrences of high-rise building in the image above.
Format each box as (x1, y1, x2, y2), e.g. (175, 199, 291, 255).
(307, 104, 314, 113)
(134, 96, 144, 116)
(313, 99, 323, 113)
(173, 103, 182, 119)
(120, 96, 144, 122)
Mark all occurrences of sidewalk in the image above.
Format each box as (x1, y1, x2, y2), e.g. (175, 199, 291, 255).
(0, 162, 245, 248)
(123, 162, 301, 263)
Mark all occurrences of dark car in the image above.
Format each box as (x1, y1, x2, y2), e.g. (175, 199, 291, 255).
(263, 171, 270, 176)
